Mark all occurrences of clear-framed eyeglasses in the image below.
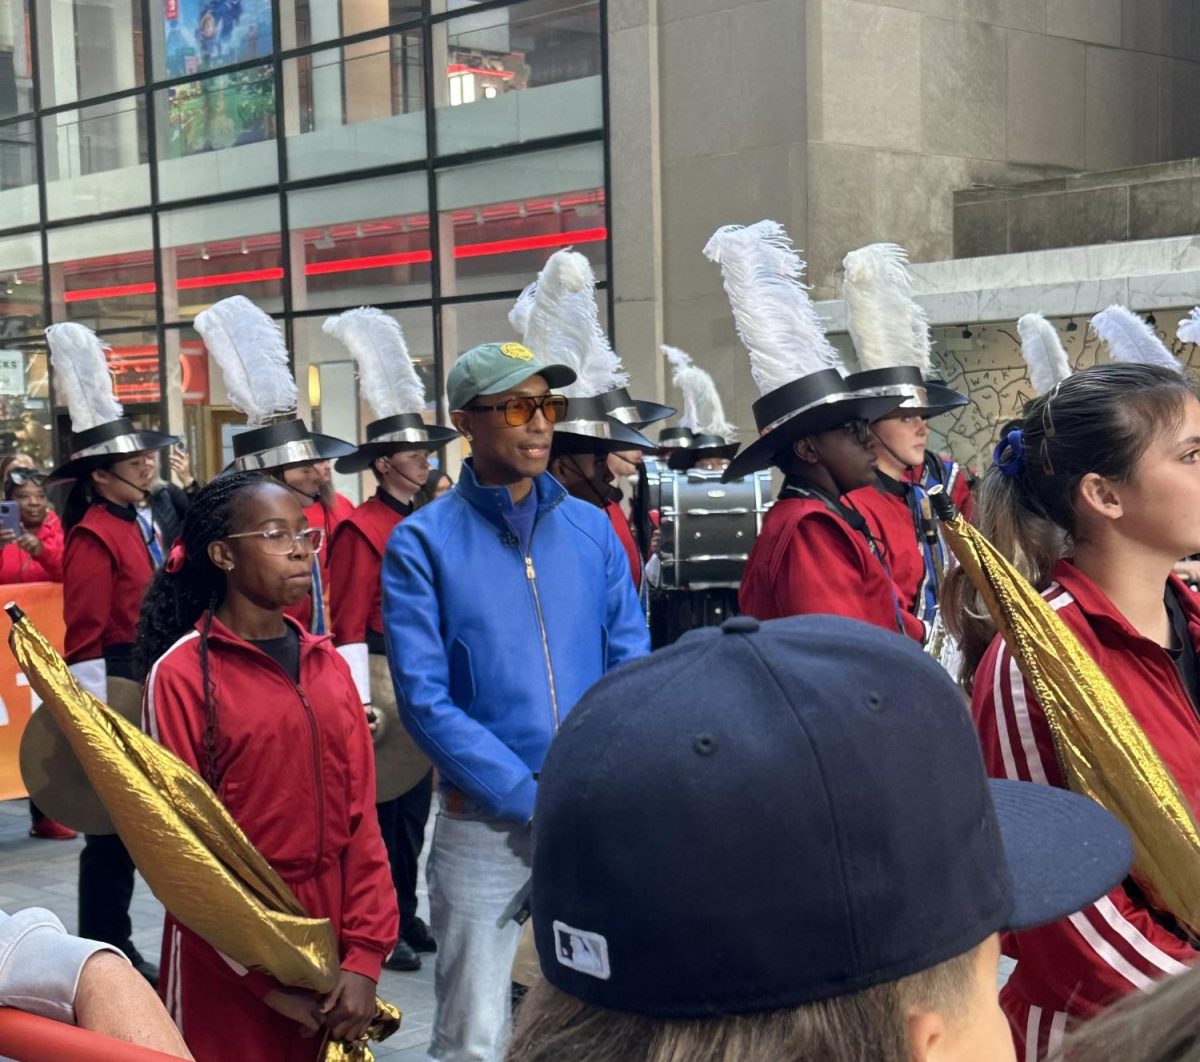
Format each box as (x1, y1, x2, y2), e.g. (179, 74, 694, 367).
(224, 527, 326, 556)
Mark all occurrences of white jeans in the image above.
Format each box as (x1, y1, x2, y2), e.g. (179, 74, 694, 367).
(426, 799, 532, 1062)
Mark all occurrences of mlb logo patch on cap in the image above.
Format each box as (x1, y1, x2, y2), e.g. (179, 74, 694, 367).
(553, 921, 611, 981)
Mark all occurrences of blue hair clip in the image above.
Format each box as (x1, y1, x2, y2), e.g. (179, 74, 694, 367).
(993, 428, 1025, 477)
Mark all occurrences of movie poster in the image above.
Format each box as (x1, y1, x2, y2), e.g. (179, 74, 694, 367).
(162, 0, 275, 159)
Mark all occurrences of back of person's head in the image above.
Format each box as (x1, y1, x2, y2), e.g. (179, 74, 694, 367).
(1050, 962, 1200, 1062)
(511, 615, 1133, 1062)
(943, 363, 1198, 689)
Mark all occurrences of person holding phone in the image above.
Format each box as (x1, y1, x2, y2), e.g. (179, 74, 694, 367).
(0, 468, 63, 583)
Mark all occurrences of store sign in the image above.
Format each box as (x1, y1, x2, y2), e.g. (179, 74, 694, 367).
(0, 351, 25, 397)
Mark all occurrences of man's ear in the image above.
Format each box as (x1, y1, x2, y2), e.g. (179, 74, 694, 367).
(450, 410, 471, 437)
(208, 540, 234, 572)
(791, 436, 821, 466)
(1076, 471, 1124, 524)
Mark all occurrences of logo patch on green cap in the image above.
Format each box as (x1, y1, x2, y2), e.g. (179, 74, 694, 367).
(500, 343, 534, 361)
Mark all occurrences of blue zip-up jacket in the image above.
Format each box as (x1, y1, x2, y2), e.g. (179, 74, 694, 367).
(382, 461, 649, 822)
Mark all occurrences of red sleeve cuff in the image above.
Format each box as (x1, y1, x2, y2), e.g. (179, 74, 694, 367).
(340, 944, 387, 984)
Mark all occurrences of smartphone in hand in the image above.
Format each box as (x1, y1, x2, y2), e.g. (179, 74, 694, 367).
(0, 501, 21, 538)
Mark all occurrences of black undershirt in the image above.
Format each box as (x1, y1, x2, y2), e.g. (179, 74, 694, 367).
(250, 626, 301, 684)
(1164, 586, 1200, 712)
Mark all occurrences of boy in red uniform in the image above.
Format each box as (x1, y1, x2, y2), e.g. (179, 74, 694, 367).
(36, 322, 178, 982)
(324, 307, 459, 973)
(193, 295, 355, 635)
(839, 244, 969, 635)
(944, 360, 1200, 1059)
(139, 471, 396, 1061)
(703, 220, 920, 639)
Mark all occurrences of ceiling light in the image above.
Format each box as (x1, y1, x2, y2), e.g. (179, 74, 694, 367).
(1065, 318, 1078, 332)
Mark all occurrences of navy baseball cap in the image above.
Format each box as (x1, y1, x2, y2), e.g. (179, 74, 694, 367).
(532, 614, 1132, 1018)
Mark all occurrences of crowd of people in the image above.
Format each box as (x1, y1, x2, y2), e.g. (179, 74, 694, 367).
(7, 223, 1200, 1062)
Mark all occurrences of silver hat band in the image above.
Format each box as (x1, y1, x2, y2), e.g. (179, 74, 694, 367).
(557, 418, 618, 440)
(71, 434, 163, 460)
(605, 404, 641, 425)
(372, 426, 432, 445)
(234, 438, 322, 471)
(759, 390, 861, 436)
(851, 383, 929, 408)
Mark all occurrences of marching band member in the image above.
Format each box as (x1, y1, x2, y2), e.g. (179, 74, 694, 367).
(703, 220, 919, 639)
(324, 307, 459, 973)
(943, 319, 1200, 1057)
(43, 322, 178, 982)
(840, 244, 969, 633)
(193, 296, 355, 635)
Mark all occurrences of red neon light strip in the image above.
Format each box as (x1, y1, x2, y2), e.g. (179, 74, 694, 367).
(305, 250, 433, 275)
(178, 267, 285, 290)
(63, 281, 157, 303)
(452, 227, 606, 259)
(60, 229, 608, 302)
(447, 64, 516, 80)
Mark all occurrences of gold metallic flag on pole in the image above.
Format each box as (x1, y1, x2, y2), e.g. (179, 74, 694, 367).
(929, 490, 1200, 940)
(6, 605, 400, 1059)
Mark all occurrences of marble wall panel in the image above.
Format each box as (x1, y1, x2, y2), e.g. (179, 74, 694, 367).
(1129, 176, 1200, 240)
(1045, 0, 1121, 46)
(921, 17, 1007, 160)
(1006, 31, 1086, 168)
(1083, 46, 1159, 170)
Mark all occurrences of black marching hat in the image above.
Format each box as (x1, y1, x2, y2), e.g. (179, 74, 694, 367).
(842, 366, 967, 419)
(551, 395, 657, 457)
(334, 414, 460, 474)
(596, 386, 675, 431)
(230, 417, 356, 473)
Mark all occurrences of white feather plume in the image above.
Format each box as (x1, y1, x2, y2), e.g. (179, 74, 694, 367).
(841, 243, 932, 374)
(702, 220, 842, 396)
(1090, 305, 1181, 373)
(194, 295, 297, 426)
(511, 249, 628, 398)
(323, 308, 424, 419)
(1017, 313, 1072, 396)
(45, 323, 123, 432)
(1177, 307, 1200, 347)
(662, 345, 735, 439)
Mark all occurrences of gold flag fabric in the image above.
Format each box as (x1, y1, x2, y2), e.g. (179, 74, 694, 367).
(931, 492, 1200, 939)
(8, 606, 400, 1058)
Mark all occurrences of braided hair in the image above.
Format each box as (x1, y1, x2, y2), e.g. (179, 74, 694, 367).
(136, 470, 271, 785)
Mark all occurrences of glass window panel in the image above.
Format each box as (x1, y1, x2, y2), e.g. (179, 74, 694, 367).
(160, 195, 283, 321)
(289, 174, 431, 309)
(0, 119, 40, 226)
(281, 0, 422, 48)
(0, 334, 54, 468)
(85, 328, 162, 407)
(292, 307, 434, 503)
(151, 0, 273, 82)
(48, 215, 155, 329)
(42, 96, 150, 219)
(154, 66, 279, 202)
(282, 32, 424, 181)
(0, 232, 45, 337)
(436, 143, 606, 297)
(434, 0, 601, 155)
(0, 1, 34, 118)
(35, 0, 143, 107)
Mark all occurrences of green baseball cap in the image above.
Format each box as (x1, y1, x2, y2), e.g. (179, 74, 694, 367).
(446, 342, 577, 411)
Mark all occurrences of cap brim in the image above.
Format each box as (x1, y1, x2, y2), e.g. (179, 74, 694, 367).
(629, 399, 677, 429)
(990, 779, 1133, 932)
(334, 426, 460, 473)
(552, 417, 657, 455)
(475, 362, 577, 401)
(721, 395, 902, 482)
(47, 431, 178, 484)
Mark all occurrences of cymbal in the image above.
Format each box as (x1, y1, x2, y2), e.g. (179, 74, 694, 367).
(19, 676, 143, 836)
(370, 657, 431, 802)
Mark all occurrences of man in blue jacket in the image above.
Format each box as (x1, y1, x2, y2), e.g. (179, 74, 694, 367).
(382, 340, 650, 1062)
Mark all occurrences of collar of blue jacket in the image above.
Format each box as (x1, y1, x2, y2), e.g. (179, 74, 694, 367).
(454, 459, 567, 531)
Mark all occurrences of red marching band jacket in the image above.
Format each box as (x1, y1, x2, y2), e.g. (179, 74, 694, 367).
(0, 510, 64, 584)
(605, 500, 641, 589)
(284, 494, 355, 632)
(142, 615, 397, 1056)
(63, 503, 154, 698)
(847, 484, 926, 618)
(329, 491, 409, 704)
(737, 496, 924, 642)
(972, 560, 1200, 1059)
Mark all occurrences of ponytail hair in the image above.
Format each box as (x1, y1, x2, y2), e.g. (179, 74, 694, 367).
(136, 471, 272, 785)
(60, 454, 122, 531)
(943, 363, 1197, 690)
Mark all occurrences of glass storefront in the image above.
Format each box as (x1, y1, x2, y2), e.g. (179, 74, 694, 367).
(0, 0, 608, 492)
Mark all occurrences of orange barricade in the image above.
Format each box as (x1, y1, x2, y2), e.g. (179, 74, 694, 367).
(0, 1009, 184, 1062)
(0, 583, 66, 800)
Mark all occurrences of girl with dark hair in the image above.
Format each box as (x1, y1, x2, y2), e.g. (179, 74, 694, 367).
(0, 469, 62, 583)
(138, 472, 396, 1062)
(942, 363, 1200, 1058)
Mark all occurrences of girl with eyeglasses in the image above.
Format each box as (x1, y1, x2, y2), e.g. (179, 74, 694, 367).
(137, 471, 397, 1062)
(942, 363, 1200, 1058)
